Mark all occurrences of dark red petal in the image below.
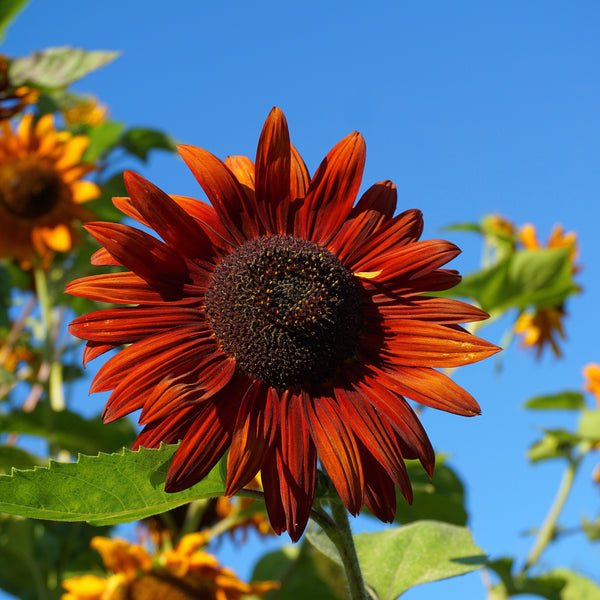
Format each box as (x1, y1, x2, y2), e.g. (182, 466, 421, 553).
(255, 107, 291, 233)
(334, 380, 412, 494)
(303, 392, 364, 515)
(93, 325, 209, 396)
(359, 239, 460, 284)
(134, 404, 199, 449)
(361, 319, 501, 368)
(374, 364, 480, 416)
(290, 143, 310, 199)
(365, 296, 489, 324)
(328, 181, 397, 260)
(350, 370, 435, 475)
(360, 447, 401, 522)
(91, 247, 120, 266)
(123, 171, 214, 260)
(268, 391, 317, 542)
(165, 379, 250, 492)
(84, 222, 190, 286)
(69, 306, 203, 343)
(138, 355, 236, 425)
(226, 384, 278, 494)
(261, 449, 287, 536)
(299, 132, 366, 245)
(178, 145, 259, 243)
(82, 341, 115, 366)
(344, 209, 423, 270)
(66, 272, 204, 305)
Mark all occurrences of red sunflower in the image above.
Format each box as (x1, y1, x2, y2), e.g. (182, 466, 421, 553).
(67, 108, 500, 541)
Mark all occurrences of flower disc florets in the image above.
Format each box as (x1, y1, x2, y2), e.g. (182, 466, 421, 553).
(0, 157, 64, 219)
(205, 234, 363, 388)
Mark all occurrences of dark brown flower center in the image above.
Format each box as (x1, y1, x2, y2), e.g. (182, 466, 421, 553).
(205, 234, 363, 389)
(0, 157, 65, 220)
(127, 571, 212, 600)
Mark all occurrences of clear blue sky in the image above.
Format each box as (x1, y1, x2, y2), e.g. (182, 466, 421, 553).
(3, 2, 600, 598)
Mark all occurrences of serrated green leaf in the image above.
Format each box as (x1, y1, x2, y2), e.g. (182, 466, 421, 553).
(0, 0, 29, 42)
(577, 410, 600, 442)
(525, 391, 585, 411)
(528, 430, 579, 463)
(253, 542, 346, 600)
(0, 445, 47, 474)
(448, 247, 576, 314)
(119, 127, 178, 161)
(309, 521, 486, 599)
(0, 404, 136, 455)
(0, 444, 227, 525)
(8, 47, 119, 88)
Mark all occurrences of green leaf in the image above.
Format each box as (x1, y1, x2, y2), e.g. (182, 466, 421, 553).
(309, 521, 486, 599)
(382, 459, 467, 526)
(252, 541, 346, 600)
(0, 444, 227, 526)
(8, 47, 119, 89)
(577, 410, 600, 442)
(0, 404, 136, 455)
(119, 127, 178, 161)
(488, 559, 600, 599)
(448, 247, 576, 314)
(0, 445, 47, 474)
(81, 121, 125, 162)
(0, 514, 108, 600)
(525, 391, 585, 411)
(528, 430, 580, 463)
(582, 514, 600, 542)
(0, 0, 29, 42)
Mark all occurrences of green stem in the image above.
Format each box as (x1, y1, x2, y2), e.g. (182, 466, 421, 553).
(522, 457, 578, 573)
(319, 498, 369, 600)
(33, 265, 61, 456)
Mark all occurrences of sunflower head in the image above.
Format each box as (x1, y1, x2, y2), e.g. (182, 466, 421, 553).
(0, 113, 100, 265)
(61, 534, 278, 600)
(68, 107, 500, 541)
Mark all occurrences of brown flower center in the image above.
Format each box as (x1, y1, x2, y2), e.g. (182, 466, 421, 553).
(205, 234, 363, 389)
(127, 572, 212, 600)
(0, 157, 65, 220)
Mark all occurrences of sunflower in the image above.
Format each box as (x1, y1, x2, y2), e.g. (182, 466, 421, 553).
(514, 223, 579, 358)
(0, 55, 39, 119)
(0, 112, 100, 265)
(67, 107, 500, 541)
(61, 534, 278, 600)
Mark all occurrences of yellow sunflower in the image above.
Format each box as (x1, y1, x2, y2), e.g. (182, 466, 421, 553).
(63, 98, 108, 127)
(61, 534, 279, 600)
(514, 223, 579, 358)
(0, 112, 100, 266)
(0, 55, 39, 119)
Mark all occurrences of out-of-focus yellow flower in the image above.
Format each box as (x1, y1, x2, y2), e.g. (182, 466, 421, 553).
(514, 223, 579, 359)
(0, 56, 39, 120)
(514, 306, 566, 359)
(63, 98, 107, 127)
(0, 113, 99, 266)
(0, 342, 34, 372)
(61, 534, 279, 600)
(583, 363, 600, 407)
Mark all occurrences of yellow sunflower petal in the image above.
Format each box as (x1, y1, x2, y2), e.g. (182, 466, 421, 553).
(39, 224, 74, 253)
(61, 573, 107, 599)
(71, 179, 101, 203)
(55, 135, 91, 169)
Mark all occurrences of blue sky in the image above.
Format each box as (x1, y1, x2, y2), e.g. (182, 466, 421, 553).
(3, 2, 600, 598)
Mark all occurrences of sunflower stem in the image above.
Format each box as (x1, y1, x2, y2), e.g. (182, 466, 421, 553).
(321, 498, 369, 600)
(33, 265, 62, 456)
(521, 455, 579, 573)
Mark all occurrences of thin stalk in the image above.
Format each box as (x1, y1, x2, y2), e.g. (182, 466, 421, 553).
(320, 498, 369, 600)
(33, 266, 60, 456)
(522, 457, 578, 573)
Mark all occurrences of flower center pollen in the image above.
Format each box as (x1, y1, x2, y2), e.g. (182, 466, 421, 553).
(0, 157, 65, 220)
(205, 235, 363, 388)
